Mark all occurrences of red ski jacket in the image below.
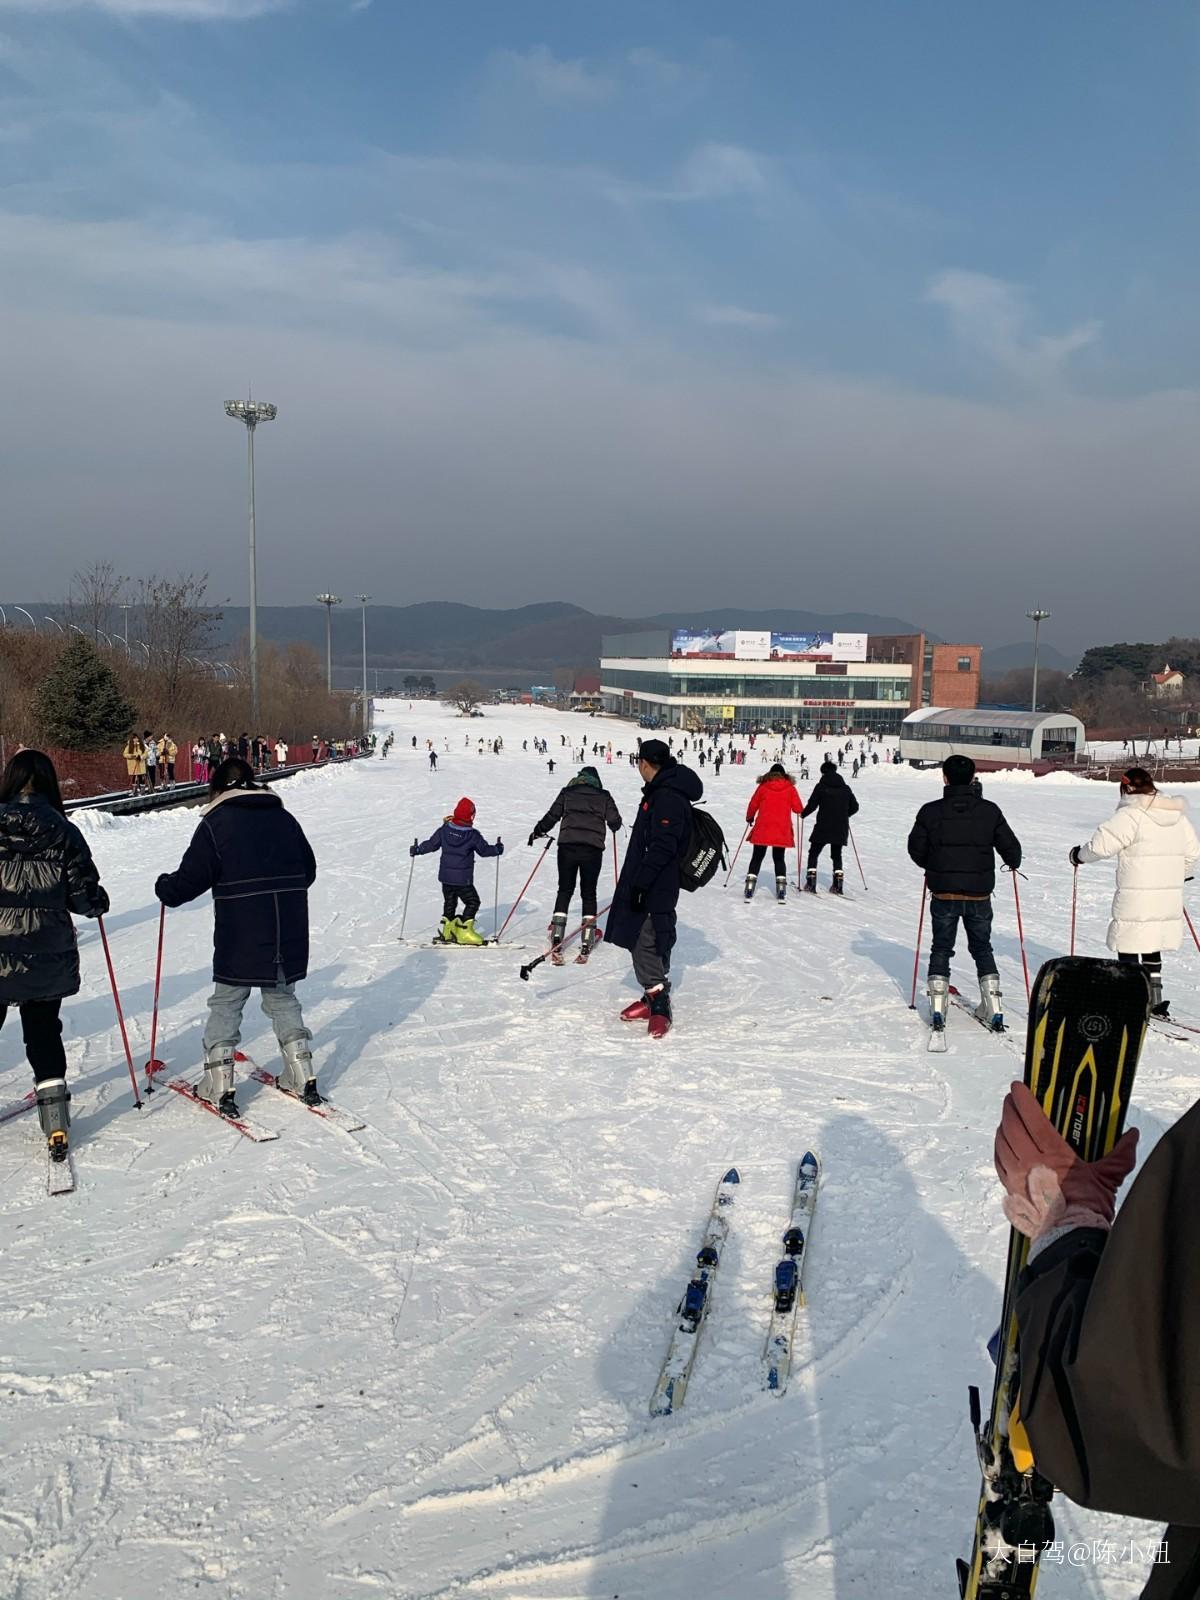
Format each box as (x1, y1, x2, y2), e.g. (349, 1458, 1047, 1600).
(746, 777, 803, 847)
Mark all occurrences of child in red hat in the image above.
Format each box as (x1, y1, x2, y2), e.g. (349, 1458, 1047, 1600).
(410, 797, 504, 944)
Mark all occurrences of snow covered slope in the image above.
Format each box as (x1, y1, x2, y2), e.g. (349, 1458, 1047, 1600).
(2, 701, 1190, 1600)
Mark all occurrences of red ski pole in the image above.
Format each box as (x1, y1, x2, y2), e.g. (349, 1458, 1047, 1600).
(909, 880, 928, 1010)
(1069, 864, 1078, 957)
(849, 826, 868, 892)
(495, 835, 553, 943)
(98, 915, 142, 1109)
(144, 903, 167, 1092)
(1185, 905, 1200, 955)
(723, 821, 751, 888)
(1011, 870, 1032, 1003)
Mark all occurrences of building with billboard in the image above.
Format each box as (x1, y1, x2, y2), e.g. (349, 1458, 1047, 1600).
(599, 629, 980, 734)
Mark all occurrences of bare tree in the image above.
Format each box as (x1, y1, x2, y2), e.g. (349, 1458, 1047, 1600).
(444, 679, 487, 715)
(67, 560, 127, 643)
(136, 574, 223, 712)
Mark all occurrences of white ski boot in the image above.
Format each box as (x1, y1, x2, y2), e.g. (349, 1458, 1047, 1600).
(744, 873, 758, 901)
(278, 1037, 319, 1105)
(974, 973, 1004, 1032)
(549, 911, 568, 967)
(928, 976, 949, 1033)
(775, 875, 787, 902)
(197, 1046, 239, 1118)
(576, 916, 600, 964)
(36, 1078, 71, 1162)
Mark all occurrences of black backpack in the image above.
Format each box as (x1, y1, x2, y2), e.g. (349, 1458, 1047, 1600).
(679, 807, 727, 892)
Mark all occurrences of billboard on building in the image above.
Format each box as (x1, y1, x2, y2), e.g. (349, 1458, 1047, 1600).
(831, 632, 868, 662)
(734, 630, 771, 659)
(669, 628, 871, 662)
(767, 632, 831, 659)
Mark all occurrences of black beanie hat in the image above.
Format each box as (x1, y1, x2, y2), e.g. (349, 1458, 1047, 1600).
(639, 739, 672, 768)
(820, 760, 836, 775)
(943, 754, 976, 785)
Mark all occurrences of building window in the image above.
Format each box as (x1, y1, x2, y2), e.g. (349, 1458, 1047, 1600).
(957, 657, 973, 672)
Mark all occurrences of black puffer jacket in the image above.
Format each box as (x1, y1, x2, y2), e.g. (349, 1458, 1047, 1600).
(907, 782, 1021, 896)
(533, 773, 622, 852)
(0, 794, 109, 1004)
(803, 772, 859, 847)
(606, 761, 703, 956)
(156, 789, 316, 986)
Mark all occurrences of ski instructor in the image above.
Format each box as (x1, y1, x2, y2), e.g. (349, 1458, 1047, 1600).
(605, 739, 701, 1040)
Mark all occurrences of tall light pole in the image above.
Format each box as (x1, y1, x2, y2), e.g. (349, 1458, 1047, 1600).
(316, 594, 342, 693)
(357, 594, 370, 734)
(1026, 608, 1051, 713)
(224, 396, 278, 724)
(120, 603, 130, 646)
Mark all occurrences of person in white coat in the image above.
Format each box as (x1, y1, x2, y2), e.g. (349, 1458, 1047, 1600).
(1069, 767, 1200, 1017)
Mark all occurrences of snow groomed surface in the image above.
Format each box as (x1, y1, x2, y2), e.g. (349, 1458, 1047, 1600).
(1, 700, 1183, 1599)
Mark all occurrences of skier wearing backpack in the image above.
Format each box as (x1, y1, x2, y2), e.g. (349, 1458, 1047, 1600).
(744, 763, 803, 902)
(605, 740, 702, 1038)
(528, 766, 622, 965)
(802, 761, 859, 895)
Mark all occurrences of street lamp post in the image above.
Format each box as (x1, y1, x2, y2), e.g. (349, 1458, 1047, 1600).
(316, 594, 342, 693)
(120, 604, 130, 646)
(224, 396, 278, 725)
(1026, 609, 1051, 713)
(357, 594, 370, 735)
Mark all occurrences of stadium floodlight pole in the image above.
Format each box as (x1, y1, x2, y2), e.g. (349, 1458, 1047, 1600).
(357, 594, 370, 733)
(224, 396, 278, 725)
(1026, 608, 1051, 713)
(316, 594, 342, 692)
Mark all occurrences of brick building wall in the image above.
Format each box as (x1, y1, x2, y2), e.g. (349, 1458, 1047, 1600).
(930, 644, 981, 710)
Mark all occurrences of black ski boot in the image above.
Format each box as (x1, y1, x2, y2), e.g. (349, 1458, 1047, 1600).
(803, 868, 818, 894)
(830, 870, 845, 896)
(775, 875, 787, 902)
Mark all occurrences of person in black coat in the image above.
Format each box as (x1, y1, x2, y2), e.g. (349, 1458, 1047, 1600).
(156, 758, 319, 1115)
(803, 761, 859, 895)
(529, 767, 622, 960)
(605, 740, 702, 1038)
(907, 754, 1021, 1028)
(0, 750, 109, 1155)
(995, 1082, 1200, 1598)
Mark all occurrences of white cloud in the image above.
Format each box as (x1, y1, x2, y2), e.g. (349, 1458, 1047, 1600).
(676, 141, 770, 199)
(493, 45, 615, 105)
(696, 304, 781, 331)
(926, 269, 1101, 384)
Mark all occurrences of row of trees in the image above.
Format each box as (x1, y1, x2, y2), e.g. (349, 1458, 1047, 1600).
(981, 638, 1200, 733)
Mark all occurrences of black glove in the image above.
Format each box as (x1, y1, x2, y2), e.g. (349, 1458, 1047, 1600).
(630, 886, 647, 914)
(1069, 845, 1083, 867)
(496, 840, 504, 856)
(409, 843, 419, 858)
(93, 886, 111, 918)
(527, 832, 538, 848)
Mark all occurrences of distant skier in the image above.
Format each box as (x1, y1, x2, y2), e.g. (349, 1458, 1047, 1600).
(0, 751, 109, 1162)
(155, 757, 319, 1115)
(1068, 767, 1200, 1018)
(744, 763, 803, 902)
(410, 797, 503, 946)
(429, 750, 438, 771)
(906, 755, 1021, 1032)
(802, 761, 859, 895)
(529, 766, 622, 963)
(605, 740, 701, 1038)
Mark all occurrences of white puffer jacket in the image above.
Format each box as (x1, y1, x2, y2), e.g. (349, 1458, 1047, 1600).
(1079, 792, 1200, 953)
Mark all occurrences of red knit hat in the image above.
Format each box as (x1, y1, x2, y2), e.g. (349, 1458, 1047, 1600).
(452, 797, 476, 825)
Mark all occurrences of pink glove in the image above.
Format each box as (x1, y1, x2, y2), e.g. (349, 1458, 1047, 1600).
(994, 1080, 1139, 1241)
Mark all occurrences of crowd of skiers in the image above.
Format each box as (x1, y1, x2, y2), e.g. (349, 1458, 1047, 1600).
(120, 731, 374, 794)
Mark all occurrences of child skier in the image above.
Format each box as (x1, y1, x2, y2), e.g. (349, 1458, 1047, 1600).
(411, 797, 503, 945)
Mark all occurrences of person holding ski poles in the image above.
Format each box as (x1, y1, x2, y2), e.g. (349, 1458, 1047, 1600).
(906, 754, 1022, 1033)
(155, 757, 319, 1116)
(528, 765, 622, 964)
(1068, 767, 1200, 1019)
(994, 1079, 1200, 1599)
(604, 740, 701, 1039)
(743, 762, 802, 902)
(802, 760, 859, 895)
(411, 797, 503, 946)
(0, 750, 109, 1161)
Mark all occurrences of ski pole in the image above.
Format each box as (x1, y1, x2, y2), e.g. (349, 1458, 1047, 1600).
(493, 845, 502, 940)
(722, 821, 751, 888)
(399, 845, 416, 941)
(144, 903, 167, 1093)
(908, 880, 927, 1009)
(496, 835, 553, 943)
(849, 826, 868, 892)
(1069, 863, 1078, 957)
(97, 915, 142, 1109)
(1011, 869, 1032, 1003)
(520, 900, 613, 981)
(1185, 905, 1200, 955)
(796, 812, 804, 890)
(612, 829, 619, 891)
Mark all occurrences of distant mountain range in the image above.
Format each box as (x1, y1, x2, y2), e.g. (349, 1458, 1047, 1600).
(981, 641, 1078, 675)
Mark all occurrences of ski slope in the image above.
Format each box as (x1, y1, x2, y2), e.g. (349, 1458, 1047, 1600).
(2, 699, 1192, 1600)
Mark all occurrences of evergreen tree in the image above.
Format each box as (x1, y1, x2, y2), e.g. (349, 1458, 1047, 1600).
(34, 637, 137, 752)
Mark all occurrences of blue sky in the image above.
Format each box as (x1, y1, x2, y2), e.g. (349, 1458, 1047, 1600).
(1, 1, 1197, 650)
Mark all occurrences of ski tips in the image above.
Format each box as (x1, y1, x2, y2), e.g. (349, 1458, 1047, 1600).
(800, 1151, 819, 1171)
(723, 1167, 740, 1185)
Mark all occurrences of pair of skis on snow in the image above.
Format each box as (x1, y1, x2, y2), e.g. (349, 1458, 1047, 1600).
(926, 986, 1009, 1053)
(650, 1154, 820, 1416)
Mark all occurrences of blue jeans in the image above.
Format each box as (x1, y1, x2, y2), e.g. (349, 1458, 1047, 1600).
(928, 897, 996, 981)
(203, 968, 309, 1053)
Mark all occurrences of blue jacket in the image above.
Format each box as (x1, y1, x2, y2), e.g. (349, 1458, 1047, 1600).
(155, 790, 317, 986)
(605, 761, 703, 956)
(413, 822, 503, 886)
